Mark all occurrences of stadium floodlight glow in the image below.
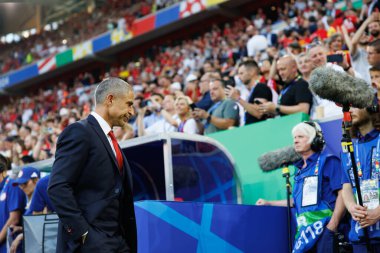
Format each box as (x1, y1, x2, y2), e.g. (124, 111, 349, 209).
(62, 39, 67, 45)
(52, 22, 58, 30)
(5, 34, 14, 43)
(0, 37, 5, 43)
(22, 31, 30, 38)
(30, 28, 36, 35)
(44, 24, 51, 31)
(14, 34, 21, 42)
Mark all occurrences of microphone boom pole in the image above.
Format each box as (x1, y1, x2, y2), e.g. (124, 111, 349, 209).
(282, 164, 292, 253)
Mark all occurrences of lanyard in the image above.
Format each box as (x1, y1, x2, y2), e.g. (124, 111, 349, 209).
(207, 101, 222, 115)
(351, 138, 380, 178)
(278, 76, 300, 105)
(178, 120, 187, 133)
(314, 155, 320, 175)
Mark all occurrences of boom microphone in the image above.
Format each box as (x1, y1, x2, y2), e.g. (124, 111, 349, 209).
(258, 146, 301, 172)
(309, 66, 373, 109)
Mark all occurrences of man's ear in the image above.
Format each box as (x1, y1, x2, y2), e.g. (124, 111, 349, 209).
(105, 94, 114, 106)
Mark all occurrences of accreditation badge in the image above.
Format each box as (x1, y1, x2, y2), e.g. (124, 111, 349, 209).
(360, 179, 379, 210)
(302, 176, 318, 207)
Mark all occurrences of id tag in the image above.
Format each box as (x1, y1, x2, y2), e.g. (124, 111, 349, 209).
(361, 179, 379, 210)
(302, 176, 318, 207)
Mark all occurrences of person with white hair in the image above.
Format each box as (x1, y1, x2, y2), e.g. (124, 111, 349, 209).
(257, 121, 345, 253)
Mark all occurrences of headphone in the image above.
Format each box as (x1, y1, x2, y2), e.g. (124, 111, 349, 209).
(303, 121, 325, 152)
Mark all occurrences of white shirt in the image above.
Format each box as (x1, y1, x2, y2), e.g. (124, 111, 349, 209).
(91, 111, 116, 156)
(246, 35, 268, 57)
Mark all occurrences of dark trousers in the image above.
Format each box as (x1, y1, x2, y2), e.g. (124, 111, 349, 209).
(353, 243, 380, 253)
(308, 228, 338, 253)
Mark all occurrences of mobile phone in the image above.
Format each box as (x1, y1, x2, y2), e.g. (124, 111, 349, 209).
(327, 54, 343, 63)
(190, 103, 197, 110)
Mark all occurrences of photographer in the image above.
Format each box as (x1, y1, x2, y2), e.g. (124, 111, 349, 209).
(257, 122, 345, 253)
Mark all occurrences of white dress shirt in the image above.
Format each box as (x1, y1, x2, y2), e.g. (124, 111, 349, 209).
(91, 111, 116, 156)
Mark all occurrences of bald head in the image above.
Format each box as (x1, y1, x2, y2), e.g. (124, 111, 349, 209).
(277, 55, 299, 83)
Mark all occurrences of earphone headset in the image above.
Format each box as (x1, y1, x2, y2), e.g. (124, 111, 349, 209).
(303, 121, 325, 152)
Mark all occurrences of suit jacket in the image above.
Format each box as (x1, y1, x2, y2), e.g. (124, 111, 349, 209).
(48, 115, 137, 253)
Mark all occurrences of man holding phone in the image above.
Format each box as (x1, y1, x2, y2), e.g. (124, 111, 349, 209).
(226, 60, 272, 125)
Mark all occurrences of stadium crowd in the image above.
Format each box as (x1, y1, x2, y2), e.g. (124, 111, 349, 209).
(2, 0, 380, 168)
(2, 0, 380, 252)
(0, 0, 181, 75)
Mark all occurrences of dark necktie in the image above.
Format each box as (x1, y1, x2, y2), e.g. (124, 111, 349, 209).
(108, 130, 123, 174)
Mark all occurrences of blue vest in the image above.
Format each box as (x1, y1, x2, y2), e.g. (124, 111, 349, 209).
(292, 153, 333, 253)
(342, 133, 380, 242)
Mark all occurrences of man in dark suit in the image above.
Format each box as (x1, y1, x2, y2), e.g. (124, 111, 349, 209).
(48, 77, 137, 253)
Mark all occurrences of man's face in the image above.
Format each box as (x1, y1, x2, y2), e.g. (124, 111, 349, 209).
(162, 95, 175, 111)
(367, 46, 380, 66)
(370, 70, 380, 89)
(369, 21, 380, 38)
(199, 75, 210, 94)
(297, 56, 312, 75)
(308, 46, 327, 68)
(209, 81, 224, 102)
(19, 179, 37, 197)
(238, 66, 253, 85)
(175, 99, 190, 116)
(277, 58, 297, 83)
(293, 130, 312, 154)
(330, 36, 343, 52)
(350, 107, 370, 127)
(108, 90, 135, 128)
(203, 63, 213, 73)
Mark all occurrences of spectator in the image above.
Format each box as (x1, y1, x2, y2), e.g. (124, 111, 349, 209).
(296, 53, 313, 82)
(137, 94, 177, 136)
(194, 72, 220, 111)
(226, 60, 272, 125)
(162, 96, 199, 134)
(307, 43, 361, 119)
(259, 55, 312, 117)
(246, 25, 268, 60)
(367, 39, 380, 68)
(347, 12, 376, 84)
(192, 79, 239, 134)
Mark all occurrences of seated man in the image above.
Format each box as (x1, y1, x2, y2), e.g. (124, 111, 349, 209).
(192, 79, 239, 134)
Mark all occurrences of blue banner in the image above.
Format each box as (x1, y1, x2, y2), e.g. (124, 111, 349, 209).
(155, 4, 180, 28)
(8, 64, 38, 87)
(135, 201, 292, 253)
(92, 32, 112, 53)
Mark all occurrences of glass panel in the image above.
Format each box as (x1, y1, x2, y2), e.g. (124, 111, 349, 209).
(171, 139, 237, 203)
(122, 140, 167, 201)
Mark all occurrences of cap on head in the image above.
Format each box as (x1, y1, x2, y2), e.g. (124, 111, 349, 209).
(12, 167, 40, 186)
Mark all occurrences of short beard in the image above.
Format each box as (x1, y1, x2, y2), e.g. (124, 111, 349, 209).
(371, 30, 380, 38)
